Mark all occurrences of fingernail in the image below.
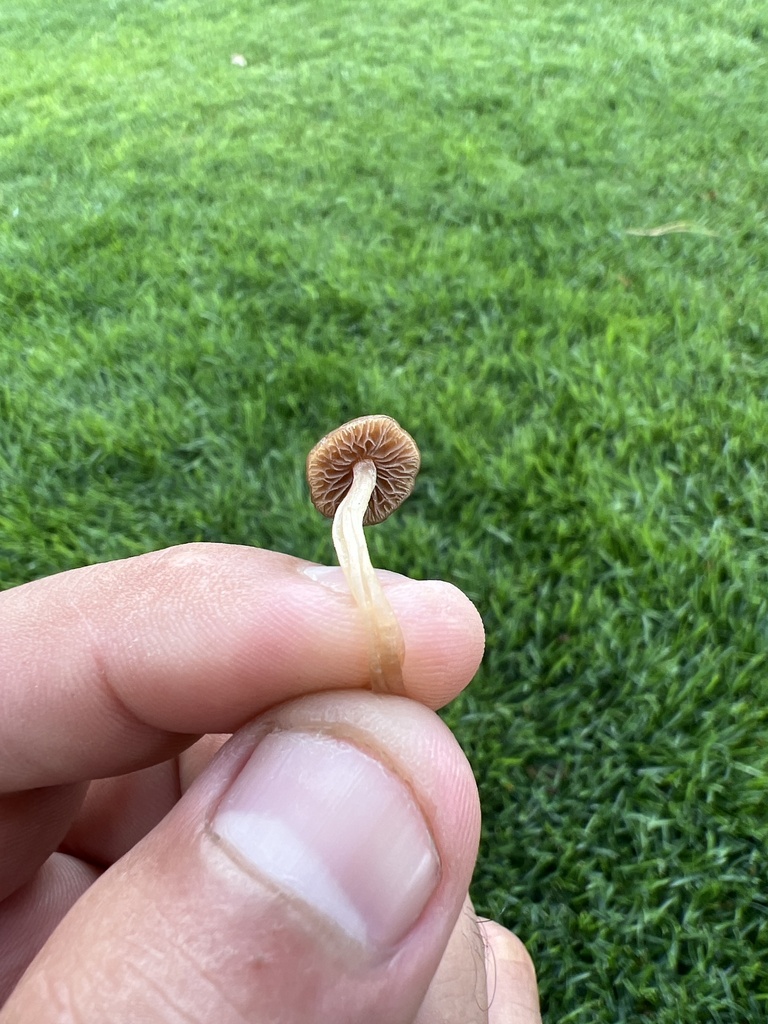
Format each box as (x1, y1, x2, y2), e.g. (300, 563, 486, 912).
(212, 730, 440, 951)
(302, 564, 409, 594)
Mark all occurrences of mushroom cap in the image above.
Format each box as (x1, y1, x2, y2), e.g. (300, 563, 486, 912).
(306, 415, 421, 526)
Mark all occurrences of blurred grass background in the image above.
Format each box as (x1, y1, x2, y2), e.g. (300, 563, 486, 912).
(2, 0, 768, 1019)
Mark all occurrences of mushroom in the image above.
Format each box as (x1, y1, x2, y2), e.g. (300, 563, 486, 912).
(306, 415, 421, 696)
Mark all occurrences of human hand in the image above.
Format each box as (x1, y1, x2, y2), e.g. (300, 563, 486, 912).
(0, 544, 541, 1023)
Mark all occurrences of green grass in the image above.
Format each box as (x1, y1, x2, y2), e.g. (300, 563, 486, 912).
(2, 0, 768, 1018)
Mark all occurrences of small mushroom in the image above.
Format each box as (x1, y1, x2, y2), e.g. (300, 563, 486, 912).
(306, 415, 421, 696)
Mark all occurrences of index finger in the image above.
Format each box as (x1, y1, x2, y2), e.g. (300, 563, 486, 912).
(0, 544, 484, 793)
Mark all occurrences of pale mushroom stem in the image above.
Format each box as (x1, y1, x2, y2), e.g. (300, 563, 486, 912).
(331, 460, 406, 696)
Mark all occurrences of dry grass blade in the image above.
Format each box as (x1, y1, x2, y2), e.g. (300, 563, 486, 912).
(625, 221, 718, 237)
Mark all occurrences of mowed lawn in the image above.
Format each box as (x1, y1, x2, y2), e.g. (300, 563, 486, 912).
(2, 0, 768, 1019)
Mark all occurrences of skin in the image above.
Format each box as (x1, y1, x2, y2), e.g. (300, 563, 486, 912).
(0, 543, 541, 1024)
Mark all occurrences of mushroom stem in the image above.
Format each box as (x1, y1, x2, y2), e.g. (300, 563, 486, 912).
(331, 459, 406, 696)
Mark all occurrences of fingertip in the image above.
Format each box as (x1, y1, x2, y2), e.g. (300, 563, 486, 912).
(480, 921, 541, 1024)
(300, 565, 485, 707)
(387, 578, 486, 709)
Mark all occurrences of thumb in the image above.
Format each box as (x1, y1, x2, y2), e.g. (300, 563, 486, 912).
(4, 693, 480, 1024)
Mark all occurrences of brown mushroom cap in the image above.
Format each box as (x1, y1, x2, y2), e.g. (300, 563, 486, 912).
(306, 415, 421, 526)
